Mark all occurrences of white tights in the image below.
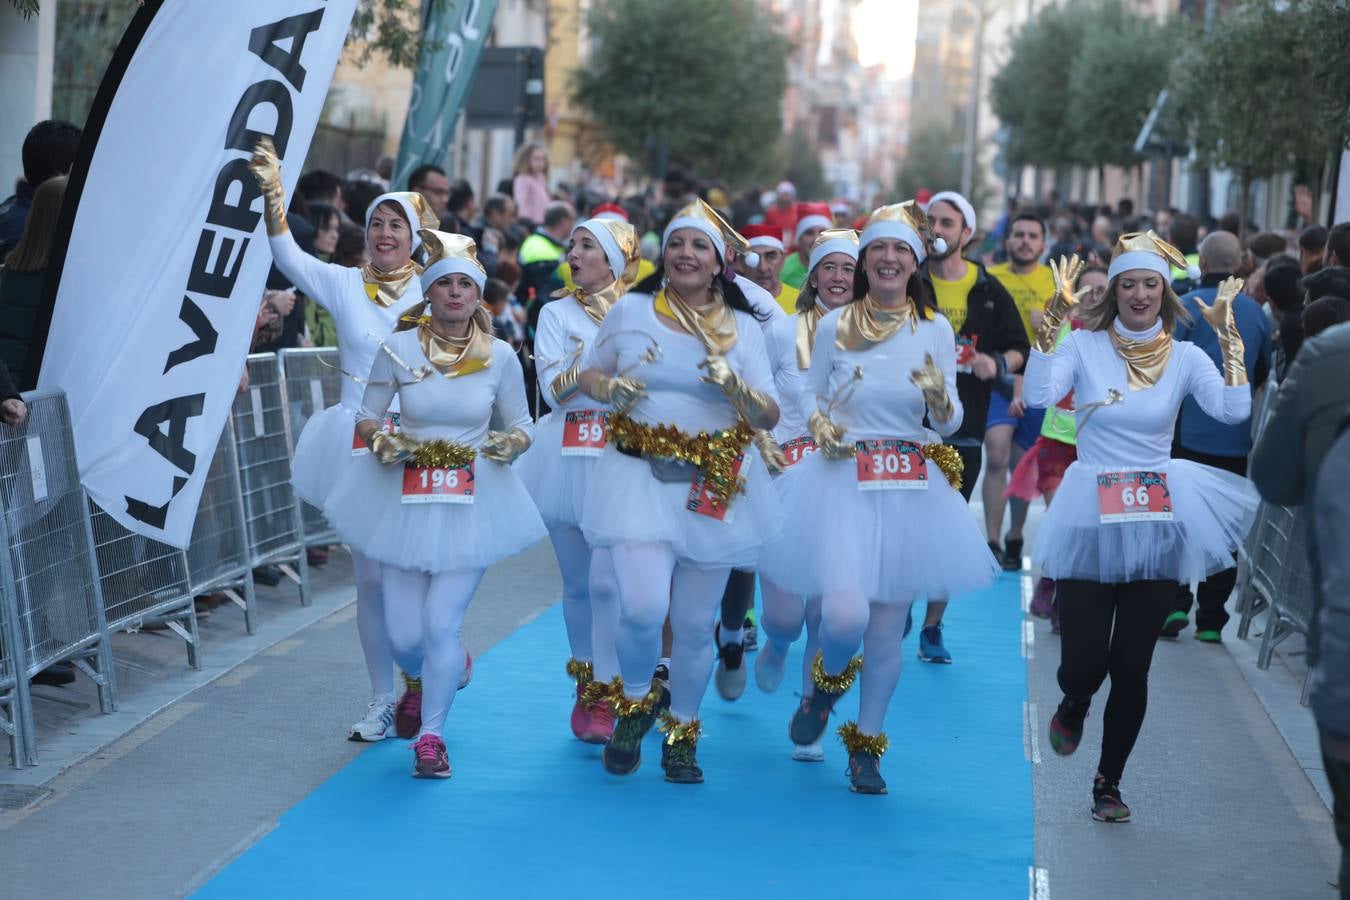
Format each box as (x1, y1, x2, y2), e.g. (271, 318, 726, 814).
(381, 566, 484, 738)
(547, 525, 621, 683)
(818, 591, 914, 737)
(610, 542, 731, 722)
(351, 549, 394, 698)
(759, 577, 823, 696)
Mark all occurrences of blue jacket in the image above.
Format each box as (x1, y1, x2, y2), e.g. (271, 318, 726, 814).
(1175, 276, 1273, 457)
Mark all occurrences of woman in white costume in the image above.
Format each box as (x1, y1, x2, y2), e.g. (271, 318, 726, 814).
(516, 216, 641, 744)
(753, 229, 860, 747)
(759, 201, 999, 794)
(1027, 235, 1256, 823)
(248, 139, 449, 743)
(576, 199, 783, 784)
(323, 230, 546, 779)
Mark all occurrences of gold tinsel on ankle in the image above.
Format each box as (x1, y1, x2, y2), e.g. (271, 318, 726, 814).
(409, 438, 476, 469)
(811, 651, 863, 694)
(565, 658, 594, 685)
(921, 442, 964, 492)
(610, 681, 660, 717)
(582, 676, 619, 707)
(657, 711, 703, 746)
(401, 672, 422, 691)
(838, 721, 889, 756)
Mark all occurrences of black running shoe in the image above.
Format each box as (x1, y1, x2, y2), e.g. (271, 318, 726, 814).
(1001, 537, 1024, 572)
(1092, 774, 1130, 823)
(602, 699, 657, 776)
(789, 685, 846, 746)
(846, 751, 887, 794)
(1049, 696, 1090, 756)
(661, 738, 704, 784)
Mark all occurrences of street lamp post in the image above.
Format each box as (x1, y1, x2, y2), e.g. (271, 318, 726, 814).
(956, 0, 987, 200)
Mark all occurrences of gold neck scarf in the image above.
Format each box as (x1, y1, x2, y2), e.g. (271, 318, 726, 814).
(653, 285, 738, 354)
(361, 260, 421, 309)
(552, 279, 627, 327)
(415, 309, 495, 378)
(795, 300, 830, 370)
(835, 293, 918, 352)
(1108, 323, 1172, 391)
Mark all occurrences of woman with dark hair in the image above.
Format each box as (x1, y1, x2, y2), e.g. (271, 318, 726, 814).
(301, 203, 342, 348)
(249, 139, 445, 745)
(758, 201, 999, 794)
(324, 231, 545, 778)
(0, 175, 66, 389)
(1026, 233, 1257, 823)
(575, 198, 782, 784)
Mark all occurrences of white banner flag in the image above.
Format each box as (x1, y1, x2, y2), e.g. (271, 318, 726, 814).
(38, 1, 357, 547)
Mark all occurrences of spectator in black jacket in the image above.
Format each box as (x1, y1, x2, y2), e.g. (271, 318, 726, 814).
(0, 175, 66, 390)
(0, 120, 81, 259)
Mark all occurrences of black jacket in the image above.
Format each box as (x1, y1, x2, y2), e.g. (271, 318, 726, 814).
(920, 262, 1030, 442)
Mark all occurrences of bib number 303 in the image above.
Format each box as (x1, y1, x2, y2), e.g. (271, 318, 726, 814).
(402, 462, 475, 504)
(1096, 470, 1172, 523)
(855, 440, 927, 491)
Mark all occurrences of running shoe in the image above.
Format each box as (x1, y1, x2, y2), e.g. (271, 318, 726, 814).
(791, 739, 825, 763)
(1194, 629, 1222, 643)
(846, 751, 887, 794)
(1049, 696, 1090, 756)
(395, 674, 423, 739)
(583, 696, 615, 744)
(458, 650, 473, 690)
(714, 623, 748, 701)
(1029, 577, 1056, 619)
(754, 641, 787, 693)
(570, 682, 592, 742)
(789, 686, 847, 747)
(1092, 774, 1130, 823)
(652, 663, 672, 717)
(743, 614, 759, 652)
(918, 625, 952, 664)
(1159, 611, 1188, 639)
(1001, 537, 1024, 572)
(661, 736, 704, 784)
(348, 695, 396, 742)
(603, 693, 658, 776)
(411, 733, 451, 779)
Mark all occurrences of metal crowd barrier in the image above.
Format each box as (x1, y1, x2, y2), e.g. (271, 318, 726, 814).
(186, 415, 258, 634)
(233, 353, 311, 605)
(0, 390, 116, 766)
(278, 347, 341, 547)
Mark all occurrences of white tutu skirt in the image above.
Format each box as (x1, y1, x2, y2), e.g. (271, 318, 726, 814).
(323, 453, 547, 573)
(1032, 459, 1258, 584)
(513, 411, 596, 528)
(291, 405, 360, 509)
(579, 444, 783, 570)
(758, 452, 998, 603)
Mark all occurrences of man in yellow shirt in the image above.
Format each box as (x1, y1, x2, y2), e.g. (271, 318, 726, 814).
(986, 213, 1054, 573)
(736, 224, 800, 314)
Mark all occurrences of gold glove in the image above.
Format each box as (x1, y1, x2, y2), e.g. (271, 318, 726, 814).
(1197, 276, 1248, 386)
(752, 429, 789, 475)
(808, 410, 853, 460)
(909, 353, 954, 423)
(589, 374, 647, 413)
(367, 429, 419, 465)
(1036, 256, 1088, 353)
(698, 353, 776, 430)
(248, 136, 288, 236)
(481, 427, 531, 464)
(550, 362, 581, 405)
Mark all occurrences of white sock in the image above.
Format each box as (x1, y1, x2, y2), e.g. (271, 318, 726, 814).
(720, 625, 744, 648)
(657, 656, 672, 672)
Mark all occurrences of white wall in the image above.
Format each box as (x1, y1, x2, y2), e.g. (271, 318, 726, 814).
(0, 0, 56, 193)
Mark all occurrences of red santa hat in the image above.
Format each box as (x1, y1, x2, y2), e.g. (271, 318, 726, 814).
(741, 223, 785, 254)
(795, 202, 834, 240)
(591, 202, 629, 222)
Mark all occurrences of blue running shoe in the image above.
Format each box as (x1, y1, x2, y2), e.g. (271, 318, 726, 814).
(918, 625, 952, 664)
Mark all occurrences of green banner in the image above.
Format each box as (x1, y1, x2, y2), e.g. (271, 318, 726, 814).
(393, 0, 500, 192)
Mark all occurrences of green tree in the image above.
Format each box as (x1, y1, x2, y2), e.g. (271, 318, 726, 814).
(572, 0, 790, 184)
(894, 120, 993, 210)
(8, 0, 39, 16)
(784, 124, 829, 201)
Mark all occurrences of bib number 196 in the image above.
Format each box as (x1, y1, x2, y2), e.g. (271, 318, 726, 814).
(402, 462, 474, 504)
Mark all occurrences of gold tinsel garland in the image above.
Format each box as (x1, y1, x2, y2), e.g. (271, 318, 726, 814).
(921, 442, 964, 492)
(838, 721, 890, 757)
(811, 651, 864, 694)
(565, 658, 594, 684)
(582, 676, 619, 708)
(408, 438, 477, 469)
(607, 413, 753, 508)
(610, 681, 661, 717)
(657, 711, 703, 746)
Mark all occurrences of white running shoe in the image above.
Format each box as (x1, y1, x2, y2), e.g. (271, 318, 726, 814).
(791, 739, 825, 762)
(348, 696, 396, 742)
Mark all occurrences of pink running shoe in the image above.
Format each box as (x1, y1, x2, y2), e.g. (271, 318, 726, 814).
(582, 697, 615, 744)
(458, 650, 473, 690)
(570, 682, 592, 741)
(395, 675, 423, 739)
(411, 734, 451, 779)
(1029, 577, 1056, 619)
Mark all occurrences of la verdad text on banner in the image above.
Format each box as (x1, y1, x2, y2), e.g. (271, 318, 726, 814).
(36, 1, 358, 548)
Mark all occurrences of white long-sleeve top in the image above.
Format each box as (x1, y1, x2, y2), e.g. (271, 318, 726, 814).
(764, 313, 808, 443)
(358, 329, 532, 448)
(807, 307, 964, 443)
(533, 296, 604, 412)
(581, 293, 775, 436)
(735, 274, 787, 330)
(269, 231, 420, 410)
(1023, 319, 1251, 470)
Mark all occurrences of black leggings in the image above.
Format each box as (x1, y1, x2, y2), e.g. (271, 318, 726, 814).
(1056, 579, 1173, 782)
(721, 569, 757, 635)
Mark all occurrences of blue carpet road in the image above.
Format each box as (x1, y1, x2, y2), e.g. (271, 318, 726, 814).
(198, 575, 1031, 899)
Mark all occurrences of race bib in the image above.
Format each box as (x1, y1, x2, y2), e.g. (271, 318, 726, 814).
(855, 439, 927, 491)
(780, 436, 817, 468)
(955, 334, 978, 373)
(353, 413, 401, 457)
(401, 461, 475, 504)
(687, 454, 745, 522)
(561, 409, 608, 457)
(1096, 470, 1172, 523)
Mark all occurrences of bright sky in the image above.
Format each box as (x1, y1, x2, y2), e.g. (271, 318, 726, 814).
(853, 0, 918, 78)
